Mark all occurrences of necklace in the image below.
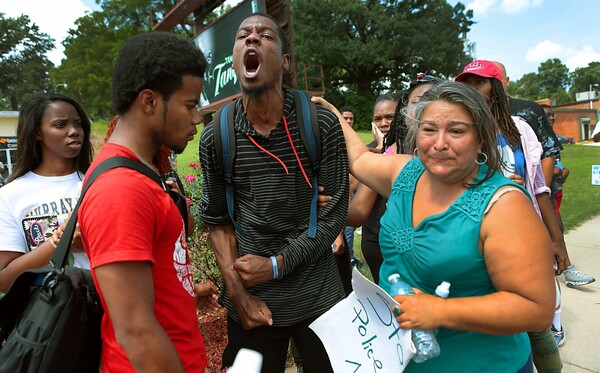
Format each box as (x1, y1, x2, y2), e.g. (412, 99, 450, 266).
(246, 115, 313, 188)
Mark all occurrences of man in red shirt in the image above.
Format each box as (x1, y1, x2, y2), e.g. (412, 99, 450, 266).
(79, 32, 209, 372)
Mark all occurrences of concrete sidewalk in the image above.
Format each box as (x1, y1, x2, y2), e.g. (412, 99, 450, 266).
(556, 213, 600, 373)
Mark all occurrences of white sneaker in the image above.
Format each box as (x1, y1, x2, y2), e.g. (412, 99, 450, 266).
(551, 325, 565, 347)
(564, 265, 595, 287)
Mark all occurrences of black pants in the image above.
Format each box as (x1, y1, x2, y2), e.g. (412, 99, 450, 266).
(222, 316, 334, 373)
(334, 235, 353, 297)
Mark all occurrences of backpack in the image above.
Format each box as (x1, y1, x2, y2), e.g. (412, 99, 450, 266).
(213, 89, 322, 238)
(0, 156, 188, 373)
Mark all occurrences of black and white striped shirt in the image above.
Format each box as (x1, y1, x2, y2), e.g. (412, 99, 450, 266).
(199, 87, 349, 326)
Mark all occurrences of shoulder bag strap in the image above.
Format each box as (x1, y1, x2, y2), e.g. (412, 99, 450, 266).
(51, 156, 165, 269)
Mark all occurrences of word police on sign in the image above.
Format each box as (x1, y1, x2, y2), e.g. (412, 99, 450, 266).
(310, 269, 415, 372)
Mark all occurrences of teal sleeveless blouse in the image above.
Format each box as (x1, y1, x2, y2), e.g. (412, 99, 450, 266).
(379, 158, 531, 373)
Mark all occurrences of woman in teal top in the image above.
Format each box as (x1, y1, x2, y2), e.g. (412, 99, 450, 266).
(313, 82, 555, 372)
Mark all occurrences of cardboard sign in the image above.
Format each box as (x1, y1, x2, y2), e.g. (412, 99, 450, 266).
(592, 165, 600, 186)
(310, 269, 415, 372)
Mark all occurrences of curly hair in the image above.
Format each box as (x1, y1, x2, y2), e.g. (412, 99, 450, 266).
(111, 32, 208, 115)
(406, 81, 501, 186)
(7, 93, 93, 183)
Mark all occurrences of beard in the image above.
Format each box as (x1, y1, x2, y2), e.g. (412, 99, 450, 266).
(241, 82, 268, 99)
(170, 144, 185, 155)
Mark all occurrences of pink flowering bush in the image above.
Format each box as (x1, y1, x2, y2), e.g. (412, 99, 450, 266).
(182, 161, 223, 286)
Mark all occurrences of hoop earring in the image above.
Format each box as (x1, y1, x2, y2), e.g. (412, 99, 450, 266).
(475, 152, 488, 165)
(413, 148, 418, 156)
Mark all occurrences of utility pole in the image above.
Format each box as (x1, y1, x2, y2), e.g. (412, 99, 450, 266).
(589, 83, 599, 109)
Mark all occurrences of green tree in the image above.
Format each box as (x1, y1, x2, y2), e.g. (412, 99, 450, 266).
(507, 72, 541, 100)
(508, 58, 571, 104)
(570, 62, 600, 98)
(53, 0, 200, 119)
(537, 58, 570, 104)
(291, 0, 473, 129)
(0, 13, 54, 110)
(52, 11, 139, 119)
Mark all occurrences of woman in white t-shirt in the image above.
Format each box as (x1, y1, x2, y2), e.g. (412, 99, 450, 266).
(0, 93, 93, 293)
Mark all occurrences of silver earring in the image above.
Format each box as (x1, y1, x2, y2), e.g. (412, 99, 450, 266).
(413, 148, 418, 156)
(475, 152, 488, 165)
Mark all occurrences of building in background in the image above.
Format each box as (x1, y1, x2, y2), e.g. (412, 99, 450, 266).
(0, 111, 18, 177)
(537, 91, 598, 143)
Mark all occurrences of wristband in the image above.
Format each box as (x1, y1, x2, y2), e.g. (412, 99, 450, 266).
(270, 256, 279, 279)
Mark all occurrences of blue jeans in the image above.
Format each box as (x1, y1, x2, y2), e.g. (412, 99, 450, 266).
(344, 226, 355, 260)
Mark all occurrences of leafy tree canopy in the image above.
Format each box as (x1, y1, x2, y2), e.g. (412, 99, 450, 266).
(0, 13, 54, 110)
(52, 0, 199, 119)
(291, 0, 473, 128)
(570, 62, 600, 97)
(508, 58, 600, 105)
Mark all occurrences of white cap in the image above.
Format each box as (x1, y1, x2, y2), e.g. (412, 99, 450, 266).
(435, 281, 451, 298)
(388, 273, 401, 282)
(228, 348, 263, 373)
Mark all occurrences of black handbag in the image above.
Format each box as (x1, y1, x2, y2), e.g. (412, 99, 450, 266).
(0, 182, 104, 371)
(0, 156, 182, 372)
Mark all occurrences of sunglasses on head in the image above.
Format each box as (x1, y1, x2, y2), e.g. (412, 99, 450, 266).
(416, 72, 443, 83)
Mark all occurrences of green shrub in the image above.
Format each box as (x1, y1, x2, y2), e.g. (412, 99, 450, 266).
(180, 161, 224, 288)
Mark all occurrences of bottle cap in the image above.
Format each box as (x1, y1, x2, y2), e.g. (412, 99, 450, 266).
(388, 273, 401, 282)
(228, 348, 263, 373)
(435, 281, 451, 298)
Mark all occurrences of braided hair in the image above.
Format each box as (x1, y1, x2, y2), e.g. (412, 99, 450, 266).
(489, 79, 521, 147)
(383, 97, 408, 154)
(384, 76, 443, 154)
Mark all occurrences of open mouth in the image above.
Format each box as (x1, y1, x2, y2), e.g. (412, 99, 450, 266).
(67, 140, 82, 150)
(243, 50, 260, 78)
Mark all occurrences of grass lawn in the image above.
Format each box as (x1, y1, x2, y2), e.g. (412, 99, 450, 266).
(558, 144, 600, 232)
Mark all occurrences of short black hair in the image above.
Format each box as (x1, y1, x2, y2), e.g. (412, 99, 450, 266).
(241, 13, 289, 55)
(339, 106, 354, 114)
(111, 31, 208, 115)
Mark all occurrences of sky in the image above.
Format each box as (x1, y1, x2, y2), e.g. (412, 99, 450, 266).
(451, 0, 600, 80)
(2, 0, 600, 82)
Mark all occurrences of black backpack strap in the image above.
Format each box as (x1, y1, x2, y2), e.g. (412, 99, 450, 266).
(213, 102, 246, 236)
(51, 156, 170, 269)
(292, 89, 321, 238)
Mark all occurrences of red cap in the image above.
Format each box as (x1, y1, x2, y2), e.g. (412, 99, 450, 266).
(455, 60, 503, 83)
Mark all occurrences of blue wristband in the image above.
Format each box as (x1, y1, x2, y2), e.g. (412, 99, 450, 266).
(270, 256, 279, 279)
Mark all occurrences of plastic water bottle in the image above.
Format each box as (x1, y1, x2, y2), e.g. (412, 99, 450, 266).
(388, 273, 441, 363)
(433, 281, 451, 335)
(435, 281, 451, 299)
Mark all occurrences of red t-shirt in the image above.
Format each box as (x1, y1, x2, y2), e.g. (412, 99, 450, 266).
(80, 144, 207, 372)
